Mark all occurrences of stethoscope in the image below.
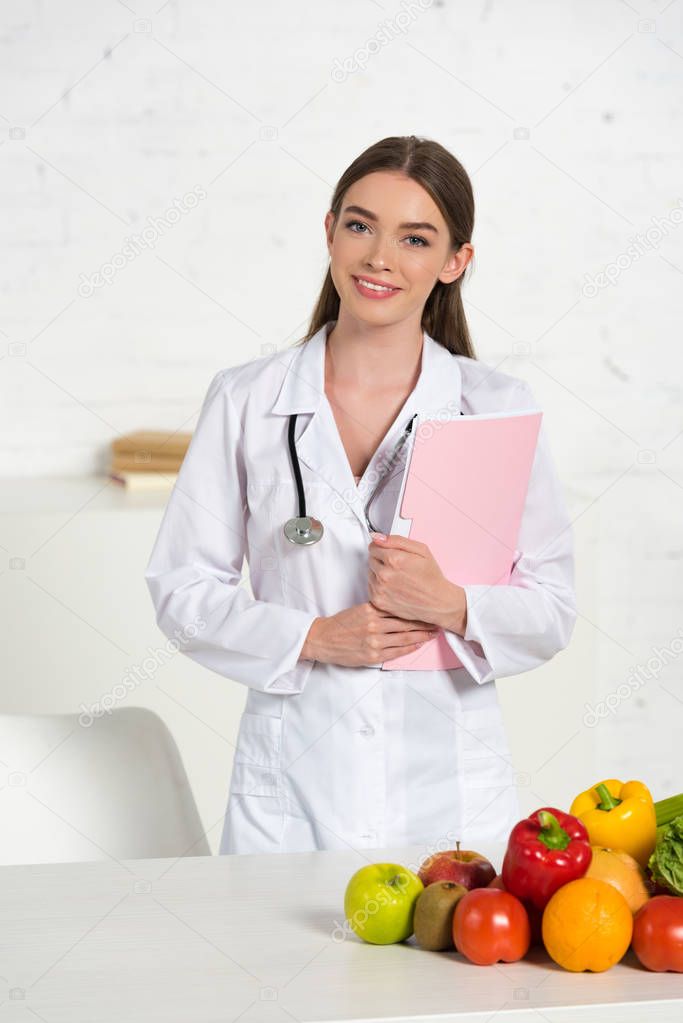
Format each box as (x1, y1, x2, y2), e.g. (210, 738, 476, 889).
(283, 409, 462, 545)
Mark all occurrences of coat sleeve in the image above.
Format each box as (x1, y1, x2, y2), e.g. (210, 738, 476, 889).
(144, 369, 319, 696)
(442, 382, 577, 684)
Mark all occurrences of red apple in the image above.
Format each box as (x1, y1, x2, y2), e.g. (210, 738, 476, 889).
(418, 842, 496, 891)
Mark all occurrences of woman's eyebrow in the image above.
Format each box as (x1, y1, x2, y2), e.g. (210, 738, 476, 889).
(343, 204, 439, 234)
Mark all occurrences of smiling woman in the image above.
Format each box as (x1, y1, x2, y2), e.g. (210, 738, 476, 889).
(307, 151, 476, 500)
(306, 140, 476, 360)
(144, 135, 576, 858)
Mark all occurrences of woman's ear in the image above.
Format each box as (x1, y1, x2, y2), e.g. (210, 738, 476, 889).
(439, 241, 474, 285)
(324, 210, 336, 255)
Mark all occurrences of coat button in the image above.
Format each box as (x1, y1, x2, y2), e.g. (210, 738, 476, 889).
(358, 725, 375, 737)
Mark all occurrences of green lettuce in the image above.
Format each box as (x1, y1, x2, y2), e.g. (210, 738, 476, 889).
(648, 814, 683, 896)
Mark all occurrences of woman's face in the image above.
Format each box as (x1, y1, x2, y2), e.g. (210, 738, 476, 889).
(325, 171, 473, 326)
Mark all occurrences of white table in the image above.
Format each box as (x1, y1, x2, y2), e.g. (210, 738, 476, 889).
(0, 842, 681, 1023)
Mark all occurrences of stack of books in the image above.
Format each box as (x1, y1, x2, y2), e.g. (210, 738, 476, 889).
(109, 430, 192, 491)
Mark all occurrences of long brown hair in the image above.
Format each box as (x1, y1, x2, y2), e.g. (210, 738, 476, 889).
(295, 135, 476, 358)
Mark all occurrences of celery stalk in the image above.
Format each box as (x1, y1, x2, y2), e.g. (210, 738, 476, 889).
(655, 793, 683, 828)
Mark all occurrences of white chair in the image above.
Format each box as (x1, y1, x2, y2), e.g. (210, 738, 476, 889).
(0, 707, 210, 865)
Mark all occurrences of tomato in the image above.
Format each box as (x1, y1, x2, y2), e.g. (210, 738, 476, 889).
(632, 896, 683, 972)
(486, 876, 543, 944)
(452, 888, 531, 965)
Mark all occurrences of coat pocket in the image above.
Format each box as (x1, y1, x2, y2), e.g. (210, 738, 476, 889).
(234, 711, 282, 766)
(229, 762, 281, 797)
(224, 712, 286, 853)
(230, 712, 283, 796)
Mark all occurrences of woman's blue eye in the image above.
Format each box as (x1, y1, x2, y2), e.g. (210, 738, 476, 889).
(344, 220, 428, 247)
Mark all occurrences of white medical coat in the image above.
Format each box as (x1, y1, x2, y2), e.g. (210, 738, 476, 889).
(144, 321, 576, 856)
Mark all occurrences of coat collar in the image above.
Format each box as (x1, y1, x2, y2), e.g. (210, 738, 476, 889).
(272, 319, 463, 417)
(270, 320, 464, 534)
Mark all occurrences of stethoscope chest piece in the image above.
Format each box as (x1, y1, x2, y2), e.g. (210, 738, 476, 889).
(284, 515, 324, 545)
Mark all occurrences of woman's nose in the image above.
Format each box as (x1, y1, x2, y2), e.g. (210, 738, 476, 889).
(365, 233, 395, 268)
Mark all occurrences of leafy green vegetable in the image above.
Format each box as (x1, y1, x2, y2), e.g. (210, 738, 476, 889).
(648, 814, 683, 896)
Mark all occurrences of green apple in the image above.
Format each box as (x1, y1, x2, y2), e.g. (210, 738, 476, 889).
(344, 862, 424, 944)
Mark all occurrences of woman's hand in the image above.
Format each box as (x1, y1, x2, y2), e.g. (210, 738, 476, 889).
(367, 532, 467, 634)
(300, 602, 439, 667)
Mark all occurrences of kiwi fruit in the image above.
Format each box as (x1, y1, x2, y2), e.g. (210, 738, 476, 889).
(413, 881, 468, 951)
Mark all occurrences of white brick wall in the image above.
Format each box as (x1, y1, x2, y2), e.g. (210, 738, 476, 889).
(1, 0, 682, 825)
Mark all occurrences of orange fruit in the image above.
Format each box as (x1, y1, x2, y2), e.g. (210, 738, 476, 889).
(584, 846, 651, 914)
(542, 877, 633, 972)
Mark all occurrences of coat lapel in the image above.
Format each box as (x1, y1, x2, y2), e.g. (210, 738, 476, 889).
(270, 321, 464, 534)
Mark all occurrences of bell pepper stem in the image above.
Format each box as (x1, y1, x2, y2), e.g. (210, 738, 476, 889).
(595, 782, 621, 811)
(537, 810, 570, 850)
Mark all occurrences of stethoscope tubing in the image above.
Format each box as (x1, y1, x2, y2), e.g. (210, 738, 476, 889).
(287, 413, 308, 522)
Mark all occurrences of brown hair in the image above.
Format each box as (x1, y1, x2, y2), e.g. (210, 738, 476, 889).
(295, 134, 476, 359)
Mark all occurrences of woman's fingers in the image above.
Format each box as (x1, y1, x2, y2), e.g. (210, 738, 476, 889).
(380, 617, 439, 633)
(382, 638, 430, 655)
(382, 628, 436, 648)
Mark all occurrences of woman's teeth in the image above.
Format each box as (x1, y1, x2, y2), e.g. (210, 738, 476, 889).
(355, 278, 397, 292)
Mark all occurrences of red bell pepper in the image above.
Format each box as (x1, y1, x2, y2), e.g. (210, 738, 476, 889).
(501, 807, 592, 911)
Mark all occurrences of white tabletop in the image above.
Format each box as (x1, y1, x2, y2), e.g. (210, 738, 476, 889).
(1, 842, 681, 1023)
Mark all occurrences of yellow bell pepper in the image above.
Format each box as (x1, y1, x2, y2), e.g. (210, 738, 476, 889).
(569, 778, 657, 868)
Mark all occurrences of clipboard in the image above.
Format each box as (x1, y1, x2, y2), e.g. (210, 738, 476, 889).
(380, 408, 543, 670)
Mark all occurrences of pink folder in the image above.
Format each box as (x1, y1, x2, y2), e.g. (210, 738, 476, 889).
(380, 409, 543, 670)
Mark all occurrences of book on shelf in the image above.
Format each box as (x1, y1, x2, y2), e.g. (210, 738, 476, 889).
(111, 430, 192, 459)
(110, 452, 184, 472)
(109, 429, 193, 479)
(109, 470, 178, 491)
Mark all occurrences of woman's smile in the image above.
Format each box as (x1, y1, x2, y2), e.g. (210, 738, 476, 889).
(352, 274, 402, 299)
